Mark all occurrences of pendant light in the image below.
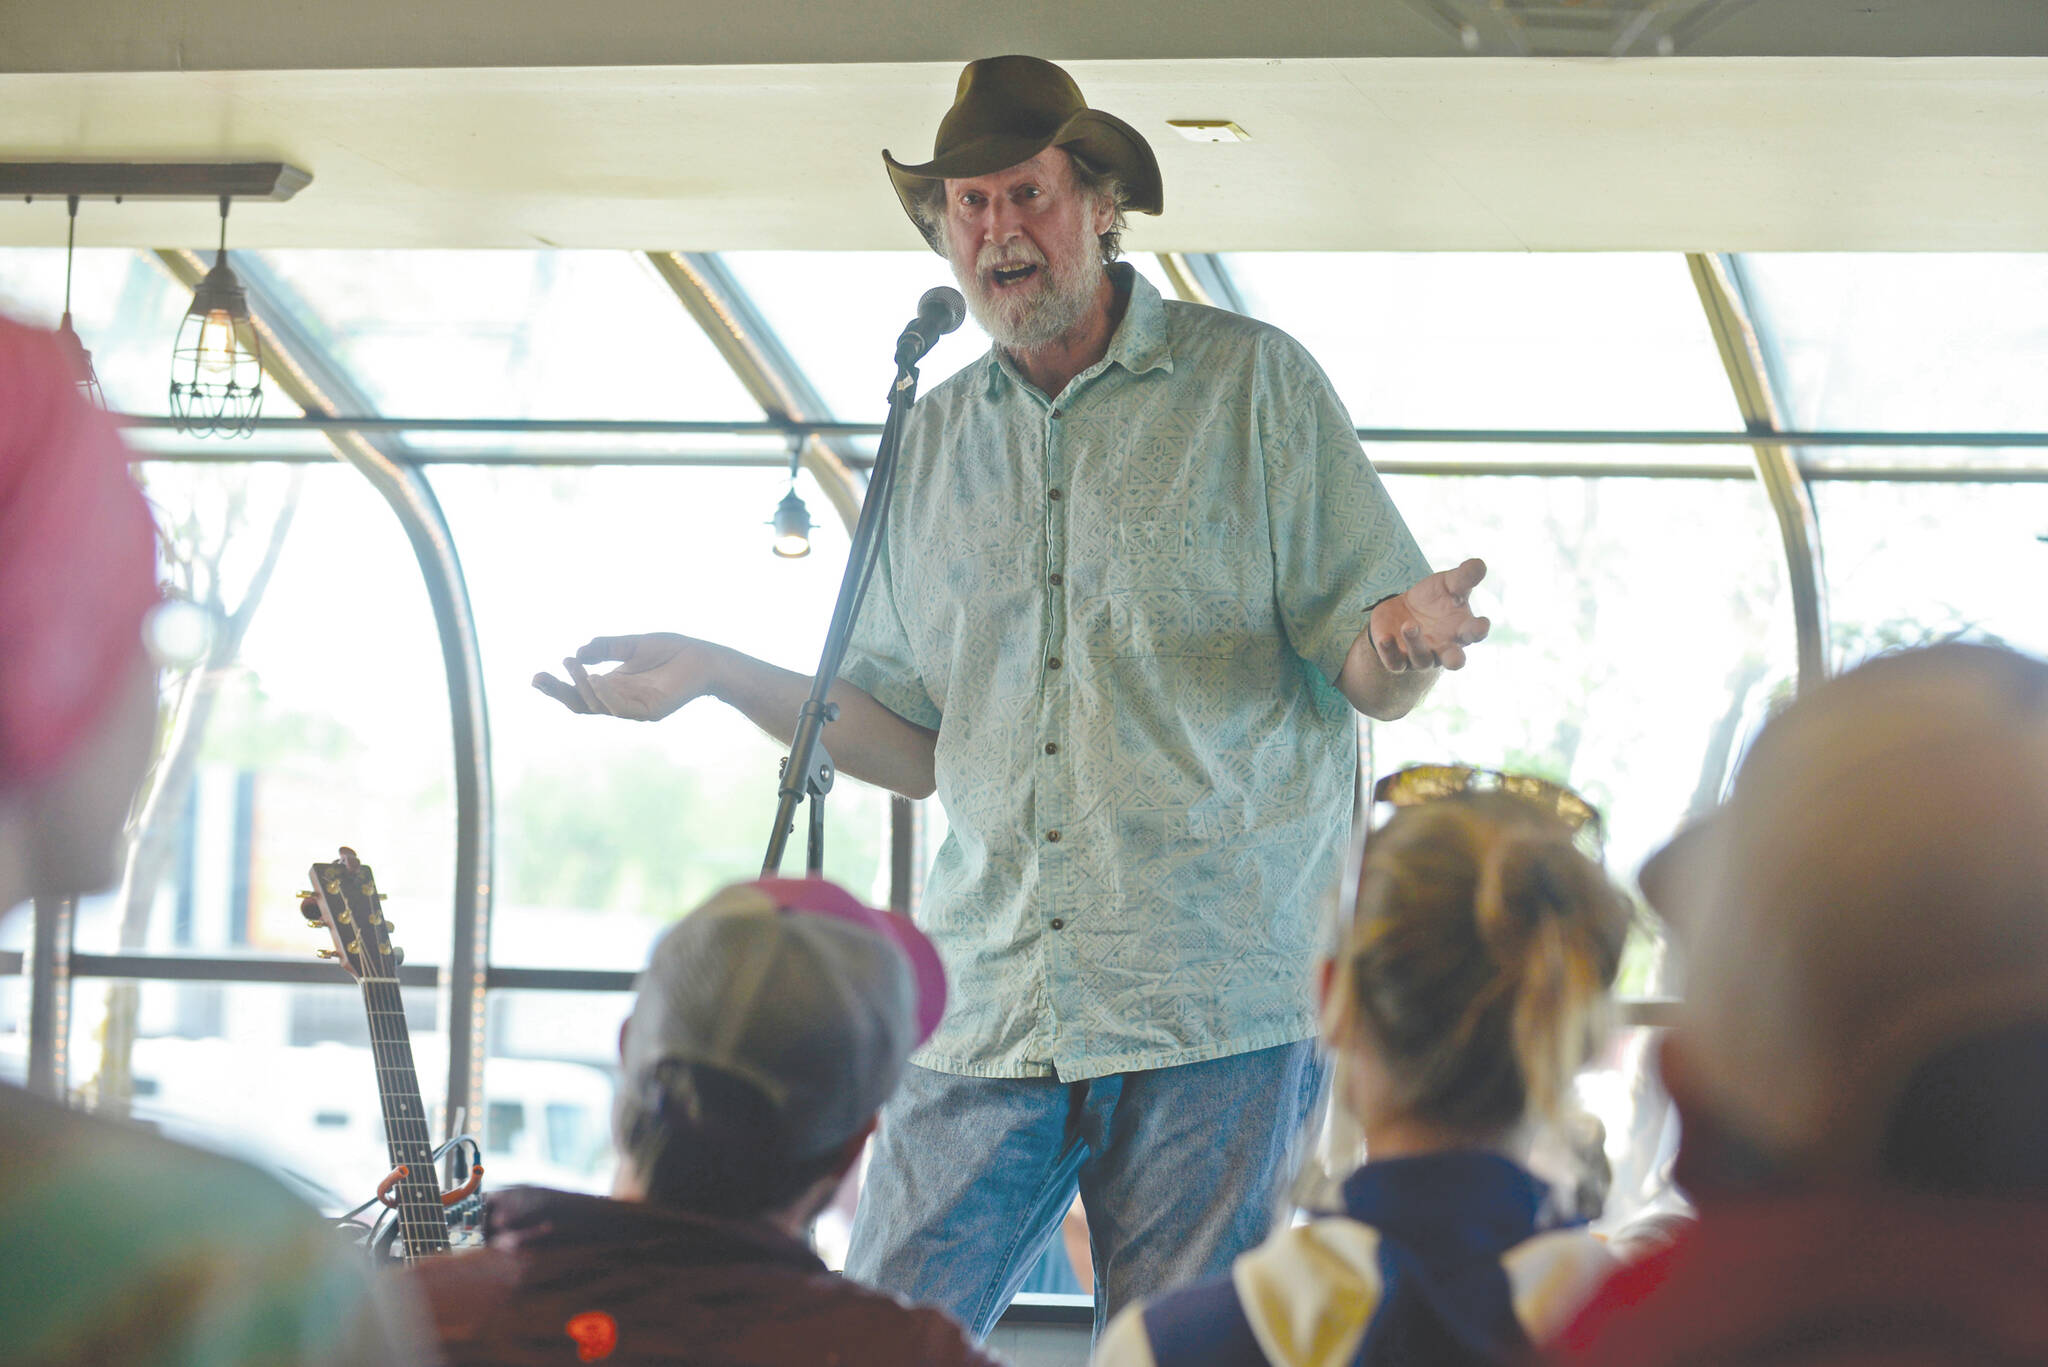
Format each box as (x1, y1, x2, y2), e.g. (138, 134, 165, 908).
(168, 194, 263, 438)
(54, 195, 105, 409)
(771, 487, 815, 559)
(769, 445, 814, 559)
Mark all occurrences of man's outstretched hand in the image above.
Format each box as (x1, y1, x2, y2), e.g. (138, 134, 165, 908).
(531, 633, 716, 721)
(1369, 558, 1491, 673)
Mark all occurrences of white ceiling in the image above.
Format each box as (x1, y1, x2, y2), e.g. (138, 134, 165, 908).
(4, 57, 2047, 252)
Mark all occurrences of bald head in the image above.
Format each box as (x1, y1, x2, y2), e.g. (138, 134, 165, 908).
(1664, 644, 2048, 1177)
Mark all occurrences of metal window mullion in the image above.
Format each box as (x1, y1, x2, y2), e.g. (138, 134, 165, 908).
(1156, 253, 1249, 314)
(1686, 252, 1829, 692)
(642, 252, 866, 532)
(25, 896, 76, 1099)
(149, 249, 494, 1142)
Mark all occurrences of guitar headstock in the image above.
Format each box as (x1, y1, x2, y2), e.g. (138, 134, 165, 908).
(300, 846, 402, 983)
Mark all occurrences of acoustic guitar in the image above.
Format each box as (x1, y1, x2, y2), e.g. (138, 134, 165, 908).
(300, 846, 479, 1261)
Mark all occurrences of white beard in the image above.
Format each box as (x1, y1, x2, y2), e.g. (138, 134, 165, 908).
(953, 233, 1102, 351)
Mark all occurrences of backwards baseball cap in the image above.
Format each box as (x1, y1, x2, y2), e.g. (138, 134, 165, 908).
(619, 877, 946, 1163)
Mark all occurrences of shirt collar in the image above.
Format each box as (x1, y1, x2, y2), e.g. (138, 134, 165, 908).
(979, 262, 1176, 398)
(483, 1186, 825, 1273)
(1338, 1150, 1554, 1258)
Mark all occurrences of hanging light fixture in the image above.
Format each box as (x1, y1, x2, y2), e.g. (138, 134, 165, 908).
(168, 194, 263, 438)
(54, 195, 105, 409)
(771, 488, 815, 559)
(770, 447, 814, 559)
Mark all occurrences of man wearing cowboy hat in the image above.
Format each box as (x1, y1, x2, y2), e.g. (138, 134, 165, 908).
(534, 55, 1489, 1338)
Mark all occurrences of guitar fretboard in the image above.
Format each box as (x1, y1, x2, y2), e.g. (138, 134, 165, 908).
(360, 974, 449, 1260)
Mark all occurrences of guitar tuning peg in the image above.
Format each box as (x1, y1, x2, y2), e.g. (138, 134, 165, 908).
(299, 897, 322, 923)
(317, 948, 339, 959)
(382, 921, 397, 936)
(393, 946, 405, 966)
(296, 890, 315, 900)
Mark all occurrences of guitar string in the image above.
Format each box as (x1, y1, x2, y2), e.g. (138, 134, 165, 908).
(366, 971, 444, 1257)
(348, 888, 446, 1261)
(371, 972, 444, 1257)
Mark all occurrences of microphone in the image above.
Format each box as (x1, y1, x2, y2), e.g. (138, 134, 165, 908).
(895, 286, 966, 367)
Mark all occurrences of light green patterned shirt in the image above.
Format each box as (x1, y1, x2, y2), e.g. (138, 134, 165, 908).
(841, 266, 1429, 1080)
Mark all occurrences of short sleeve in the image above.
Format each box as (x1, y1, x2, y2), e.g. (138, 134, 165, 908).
(837, 522, 943, 731)
(1263, 351, 1431, 688)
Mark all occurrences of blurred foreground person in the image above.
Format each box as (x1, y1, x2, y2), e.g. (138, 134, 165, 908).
(1557, 643, 2048, 1366)
(1099, 775, 1630, 1367)
(0, 315, 429, 1366)
(412, 877, 998, 1367)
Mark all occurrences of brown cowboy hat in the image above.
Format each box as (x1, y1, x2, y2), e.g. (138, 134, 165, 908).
(884, 55, 1163, 253)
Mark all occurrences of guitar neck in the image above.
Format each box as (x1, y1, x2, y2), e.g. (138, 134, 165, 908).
(360, 975, 449, 1259)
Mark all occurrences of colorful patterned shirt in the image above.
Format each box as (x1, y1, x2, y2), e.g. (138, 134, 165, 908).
(840, 266, 1429, 1080)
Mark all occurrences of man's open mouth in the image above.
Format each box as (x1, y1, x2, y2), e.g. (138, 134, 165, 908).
(989, 263, 1040, 288)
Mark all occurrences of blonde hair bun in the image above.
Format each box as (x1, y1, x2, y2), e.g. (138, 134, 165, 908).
(1345, 792, 1632, 1137)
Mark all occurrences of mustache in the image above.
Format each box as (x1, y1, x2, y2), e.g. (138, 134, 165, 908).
(975, 242, 1049, 274)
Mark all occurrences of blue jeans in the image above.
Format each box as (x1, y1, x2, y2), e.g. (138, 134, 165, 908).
(844, 1041, 1327, 1341)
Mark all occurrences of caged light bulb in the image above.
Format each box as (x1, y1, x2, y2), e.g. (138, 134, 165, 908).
(196, 309, 240, 374)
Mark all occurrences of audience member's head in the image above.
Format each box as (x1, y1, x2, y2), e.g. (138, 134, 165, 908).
(1324, 788, 1633, 1155)
(0, 316, 432, 1366)
(613, 876, 945, 1231)
(1649, 643, 2048, 1196)
(0, 315, 159, 912)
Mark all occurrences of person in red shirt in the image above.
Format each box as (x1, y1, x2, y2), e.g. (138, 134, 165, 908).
(412, 876, 1000, 1367)
(1554, 643, 2048, 1367)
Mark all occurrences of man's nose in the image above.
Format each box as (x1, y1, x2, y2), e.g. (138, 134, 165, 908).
(983, 197, 1026, 242)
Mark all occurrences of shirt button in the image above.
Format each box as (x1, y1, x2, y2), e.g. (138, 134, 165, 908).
(1048, 656, 1063, 670)
(1048, 488, 1063, 501)
(1044, 742, 1059, 755)
(1050, 918, 1066, 930)
(1046, 830, 1061, 842)
(1048, 572, 1064, 587)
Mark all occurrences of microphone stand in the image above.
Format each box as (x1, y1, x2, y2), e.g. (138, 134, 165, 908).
(761, 353, 925, 876)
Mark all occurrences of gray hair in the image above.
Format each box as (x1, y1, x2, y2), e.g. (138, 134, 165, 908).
(913, 148, 1130, 264)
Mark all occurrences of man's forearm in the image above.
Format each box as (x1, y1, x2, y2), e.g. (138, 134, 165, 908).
(1336, 627, 1439, 721)
(702, 644, 939, 799)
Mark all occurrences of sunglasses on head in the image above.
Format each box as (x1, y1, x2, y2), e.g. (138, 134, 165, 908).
(1372, 763, 1605, 853)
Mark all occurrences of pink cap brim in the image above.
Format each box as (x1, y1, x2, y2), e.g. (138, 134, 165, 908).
(751, 876, 947, 1044)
